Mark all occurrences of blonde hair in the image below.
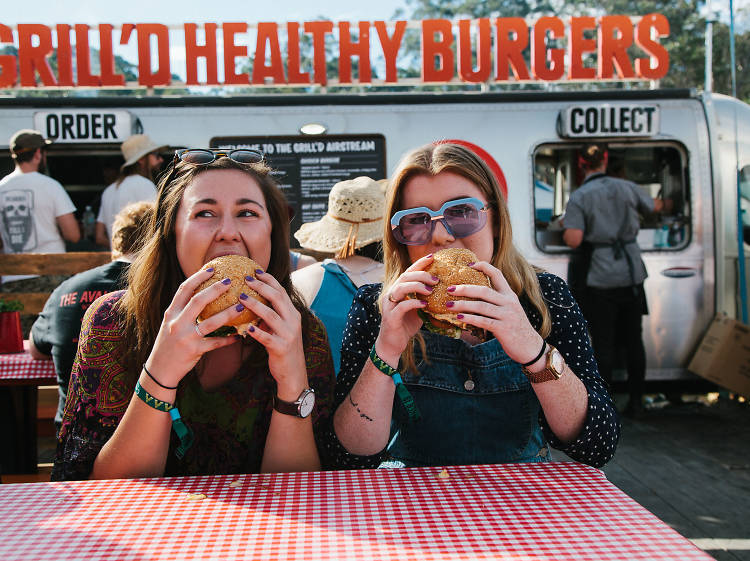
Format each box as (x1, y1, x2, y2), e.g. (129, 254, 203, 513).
(110, 200, 154, 259)
(381, 143, 552, 373)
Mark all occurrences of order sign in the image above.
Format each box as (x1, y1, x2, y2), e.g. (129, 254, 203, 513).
(557, 104, 659, 138)
(33, 110, 135, 143)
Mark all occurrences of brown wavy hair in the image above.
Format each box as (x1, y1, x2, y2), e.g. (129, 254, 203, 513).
(381, 142, 552, 373)
(117, 156, 311, 376)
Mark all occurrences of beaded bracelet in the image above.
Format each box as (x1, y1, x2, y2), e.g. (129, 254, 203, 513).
(369, 345, 421, 422)
(134, 381, 194, 459)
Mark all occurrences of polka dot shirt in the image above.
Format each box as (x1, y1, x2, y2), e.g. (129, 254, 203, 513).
(319, 272, 621, 470)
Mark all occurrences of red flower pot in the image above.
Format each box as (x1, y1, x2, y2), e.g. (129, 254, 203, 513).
(0, 311, 24, 353)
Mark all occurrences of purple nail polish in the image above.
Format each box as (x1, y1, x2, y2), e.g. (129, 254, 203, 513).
(222, 278, 232, 285)
(240, 293, 248, 300)
(467, 262, 475, 266)
(425, 285, 434, 292)
(447, 286, 456, 292)
(446, 301, 454, 308)
(205, 267, 214, 273)
(431, 275, 439, 282)
(248, 325, 255, 333)
(426, 253, 433, 258)
(255, 269, 264, 275)
(245, 275, 254, 282)
(456, 314, 464, 319)
(420, 300, 428, 305)
(236, 303, 245, 312)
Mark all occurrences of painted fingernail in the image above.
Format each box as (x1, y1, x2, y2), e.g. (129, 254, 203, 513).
(222, 278, 232, 285)
(248, 325, 255, 333)
(467, 262, 475, 266)
(447, 286, 456, 292)
(420, 300, 429, 305)
(446, 301, 454, 308)
(240, 293, 248, 300)
(431, 275, 439, 282)
(245, 275, 254, 282)
(426, 253, 433, 259)
(235, 303, 245, 312)
(205, 267, 214, 273)
(456, 314, 464, 319)
(425, 285, 433, 291)
(255, 269, 264, 275)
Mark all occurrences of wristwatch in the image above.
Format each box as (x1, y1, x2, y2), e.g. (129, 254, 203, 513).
(522, 344, 565, 383)
(273, 388, 316, 418)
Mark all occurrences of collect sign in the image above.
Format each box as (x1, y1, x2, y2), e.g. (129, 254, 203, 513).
(33, 110, 134, 143)
(211, 134, 386, 244)
(557, 104, 660, 138)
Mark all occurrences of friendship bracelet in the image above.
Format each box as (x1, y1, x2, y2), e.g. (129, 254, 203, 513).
(520, 340, 547, 368)
(369, 345, 421, 422)
(134, 381, 194, 459)
(143, 363, 178, 390)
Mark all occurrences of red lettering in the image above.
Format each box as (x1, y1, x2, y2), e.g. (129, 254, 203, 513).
(55, 25, 74, 86)
(636, 13, 670, 79)
(458, 19, 491, 83)
(304, 21, 333, 85)
(185, 23, 218, 85)
(422, 19, 454, 82)
(531, 17, 565, 81)
(374, 21, 406, 83)
(0, 24, 16, 87)
(59, 292, 78, 306)
(569, 17, 596, 80)
(222, 22, 248, 85)
(253, 22, 286, 84)
(99, 24, 125, 86)
(495, 18, 530, 81)
(18, 24, 57, 87)
(136, 24, 170, 86)
(75, 25, 101, 86)
(598, 15, 635, 79)
(286, 22, 310, 84)
(339, 21, 371, 84)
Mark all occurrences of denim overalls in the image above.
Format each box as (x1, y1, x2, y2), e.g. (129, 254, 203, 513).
(388, 331, 550, 467)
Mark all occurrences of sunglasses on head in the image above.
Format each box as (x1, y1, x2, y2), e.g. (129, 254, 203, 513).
(160, 148, 265, 186)
(390, 197, 490, 246)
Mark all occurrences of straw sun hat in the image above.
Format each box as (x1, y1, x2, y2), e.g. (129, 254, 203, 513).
(120, 134, 165, 169)
(294, 176, 385, 258)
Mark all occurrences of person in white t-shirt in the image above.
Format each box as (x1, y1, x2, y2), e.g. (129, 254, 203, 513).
(95, 134, 165, 248)
(0, 129, 80, 283)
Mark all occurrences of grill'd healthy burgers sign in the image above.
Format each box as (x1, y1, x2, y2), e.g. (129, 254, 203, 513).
(0, 15, 669, 88)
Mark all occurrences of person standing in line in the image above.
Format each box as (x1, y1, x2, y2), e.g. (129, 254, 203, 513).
(292, 177, 386, 375)
(29, 201, 155, 435)
(562, 143, 665, 418)
(95, 134, 165, 248)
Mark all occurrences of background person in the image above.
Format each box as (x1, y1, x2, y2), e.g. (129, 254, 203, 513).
(95, 134, 165, 248)
(29, 201, 155, 434)
(322, 143, 619, 470)
(562, 143, 666, 418)
(292, 176, 385, 374)
(52, 149, 335, 480)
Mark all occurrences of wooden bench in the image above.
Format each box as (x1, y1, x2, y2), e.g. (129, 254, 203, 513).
(0, 252, 112, 314)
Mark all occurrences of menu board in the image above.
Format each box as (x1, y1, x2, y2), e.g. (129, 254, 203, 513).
(211, 134, 386, 247)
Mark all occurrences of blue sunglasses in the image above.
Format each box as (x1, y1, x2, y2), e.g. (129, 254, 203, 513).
(390, 197, 490, 245)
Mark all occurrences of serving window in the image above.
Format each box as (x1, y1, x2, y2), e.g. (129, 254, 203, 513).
(532, 142, 690, 253)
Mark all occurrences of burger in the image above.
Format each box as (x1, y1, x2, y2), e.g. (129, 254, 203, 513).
(418, 248, 491, 339)
(195, 254, 267, 337)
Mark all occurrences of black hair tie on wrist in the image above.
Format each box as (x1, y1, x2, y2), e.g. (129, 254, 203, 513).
(143, 363, 179, 390)
(520, 340, 547, 368)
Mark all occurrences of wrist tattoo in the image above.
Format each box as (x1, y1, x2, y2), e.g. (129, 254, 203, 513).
(348, 393, 373, 422)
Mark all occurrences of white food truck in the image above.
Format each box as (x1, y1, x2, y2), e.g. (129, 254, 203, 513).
(1, 88, 748, 387)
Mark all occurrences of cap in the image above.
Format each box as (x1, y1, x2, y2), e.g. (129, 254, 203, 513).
(10, 129, 51, 154)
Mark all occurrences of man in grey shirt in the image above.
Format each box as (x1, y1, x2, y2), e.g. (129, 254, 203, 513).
(563, 143, 664, 418)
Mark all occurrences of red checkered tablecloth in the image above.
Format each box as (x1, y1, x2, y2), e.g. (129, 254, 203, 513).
(0, 462, 710, 560)
(0, 341, 56, 384)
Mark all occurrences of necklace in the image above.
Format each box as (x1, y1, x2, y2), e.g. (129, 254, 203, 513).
(336, 259, 383, 286)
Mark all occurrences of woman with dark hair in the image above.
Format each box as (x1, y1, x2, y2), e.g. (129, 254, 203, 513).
(322, 142, 619, 470)
(53, 150, 335, 480)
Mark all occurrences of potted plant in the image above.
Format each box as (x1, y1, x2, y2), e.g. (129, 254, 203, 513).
(0, 298, 24, 353)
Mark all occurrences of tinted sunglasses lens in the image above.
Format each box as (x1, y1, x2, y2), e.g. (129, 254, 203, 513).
(230, 150, 263, 164)
(396, 212, 432, 244)
(444, 202, 485, 238)
(179, 150, 215, 165)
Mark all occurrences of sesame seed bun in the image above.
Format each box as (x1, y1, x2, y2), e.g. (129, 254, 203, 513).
(423, 248, 491, 334)
(195, 255, 267, 336)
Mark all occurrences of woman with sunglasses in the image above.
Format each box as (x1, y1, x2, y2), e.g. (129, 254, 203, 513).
(322, 143, 619, 470)
(53, 149, 335, 480)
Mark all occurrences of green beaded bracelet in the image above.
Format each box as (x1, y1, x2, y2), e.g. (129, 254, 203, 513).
(134, 381, 194, 459)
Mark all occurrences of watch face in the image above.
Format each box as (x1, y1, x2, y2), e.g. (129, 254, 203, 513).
(551, 349, 565, 374)
(299, 390, 315, 418)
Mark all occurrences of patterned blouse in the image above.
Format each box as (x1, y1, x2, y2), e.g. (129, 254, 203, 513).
(319, 273, 621, 469)
(52, 291, 336, 480)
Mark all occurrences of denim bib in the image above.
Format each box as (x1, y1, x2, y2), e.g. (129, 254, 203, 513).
(388, 331, 549, 467)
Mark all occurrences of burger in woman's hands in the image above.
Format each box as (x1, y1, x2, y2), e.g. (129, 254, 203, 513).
(419, 248, 491, 339)
(195, 255, 267, 336)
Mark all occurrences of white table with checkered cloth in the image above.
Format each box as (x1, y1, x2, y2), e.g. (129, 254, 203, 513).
(0, 462, 710, 560)
(0, 340, 56, 385)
